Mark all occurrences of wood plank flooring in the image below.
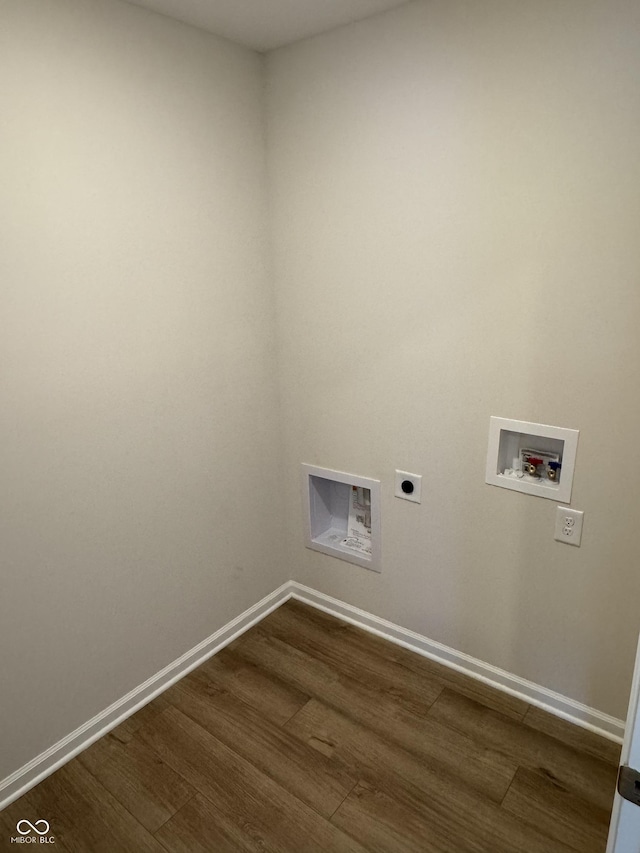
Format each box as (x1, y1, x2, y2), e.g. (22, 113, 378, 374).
(0, 600, 621, 852)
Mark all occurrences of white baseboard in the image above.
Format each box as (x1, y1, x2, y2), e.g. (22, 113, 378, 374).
(0, 582, 293, 812)
(1, 578, 624, 812)
(289, 582, 625, 744)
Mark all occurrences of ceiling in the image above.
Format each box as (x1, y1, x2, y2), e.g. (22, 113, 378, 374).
(123, 0, 411, 52)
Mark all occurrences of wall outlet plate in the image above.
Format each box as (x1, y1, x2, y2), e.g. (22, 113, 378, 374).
(554, 506, 584, 547)
(395, 470, 422, 504)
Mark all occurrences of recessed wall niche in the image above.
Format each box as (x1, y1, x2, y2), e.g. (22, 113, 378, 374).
(302, 464, 381, 572)
(485, 417, 579, 503)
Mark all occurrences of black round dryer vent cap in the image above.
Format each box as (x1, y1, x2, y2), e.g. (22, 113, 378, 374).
(401, 480, 414, 494)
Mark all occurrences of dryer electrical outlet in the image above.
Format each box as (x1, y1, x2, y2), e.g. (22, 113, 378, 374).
(394, 470, 422, 504)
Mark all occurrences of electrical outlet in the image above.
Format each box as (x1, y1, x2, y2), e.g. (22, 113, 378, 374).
(395, 470, 422, 504)
(554, 507, 584, 547)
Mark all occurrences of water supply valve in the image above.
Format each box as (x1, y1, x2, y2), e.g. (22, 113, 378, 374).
(547, 460, 562, 481)
(524, 456, 544, 477)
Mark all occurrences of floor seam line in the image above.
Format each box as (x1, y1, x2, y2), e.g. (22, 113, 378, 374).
(328, 778, 360, 821)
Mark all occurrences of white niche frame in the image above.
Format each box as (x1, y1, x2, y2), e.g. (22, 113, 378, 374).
(485, 417, 579, 503)
(302, 464, 381, 573)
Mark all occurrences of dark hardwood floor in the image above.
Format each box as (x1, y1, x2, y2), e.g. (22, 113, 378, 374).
(0, 599, 621, 852)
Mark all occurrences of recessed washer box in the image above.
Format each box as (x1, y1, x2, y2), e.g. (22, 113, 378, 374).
(302, 464, 381, 572)
(485, 417, 579, 503)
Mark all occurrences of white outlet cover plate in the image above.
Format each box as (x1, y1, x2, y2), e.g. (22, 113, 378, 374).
(395, 470, 422, 504)
(554, 506, 584, 547)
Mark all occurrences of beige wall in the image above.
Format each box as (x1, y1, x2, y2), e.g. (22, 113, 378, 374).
(2, 0, 639, 786)
(0, 0, 285, 780)
(266, 0, 640, 719)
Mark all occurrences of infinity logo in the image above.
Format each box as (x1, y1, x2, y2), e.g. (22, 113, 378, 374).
(16, 820, 50, 836)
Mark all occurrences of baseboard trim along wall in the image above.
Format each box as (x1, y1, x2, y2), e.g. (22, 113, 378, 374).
(0, 579, 624, 812)
(289, 582, 625, 744)
(0, 582, 293, 812)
